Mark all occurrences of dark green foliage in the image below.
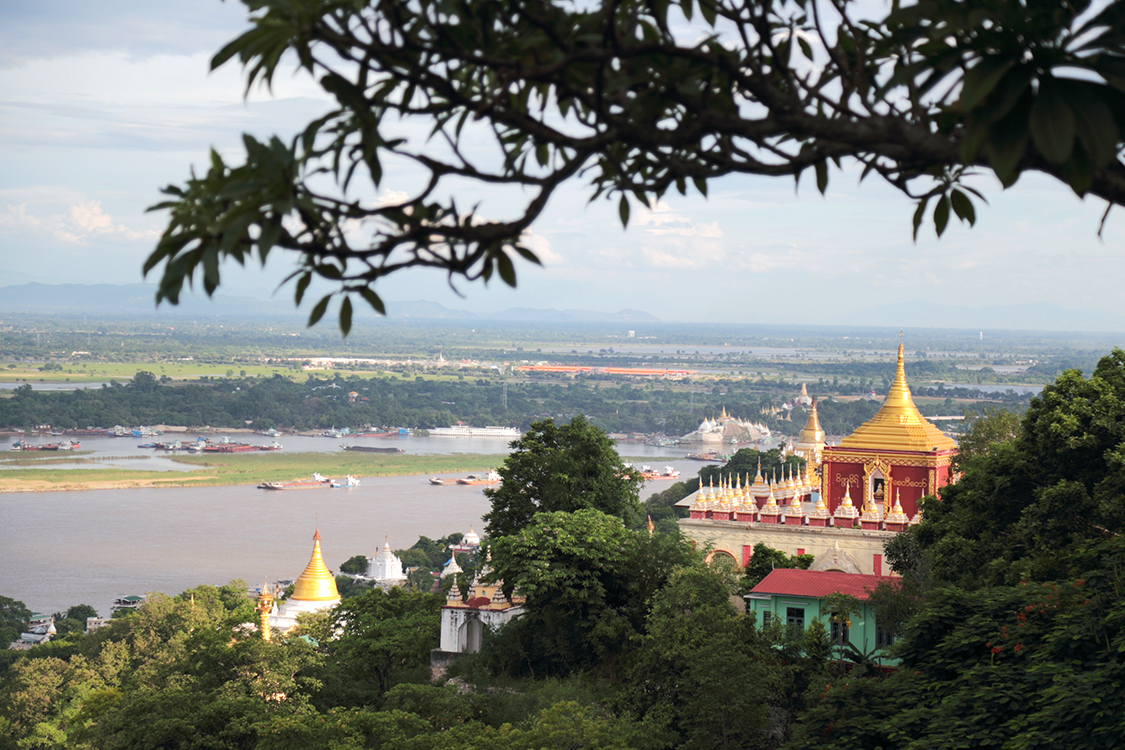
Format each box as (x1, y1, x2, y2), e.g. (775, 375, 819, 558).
(741, 543, 814, 591)
(484, 416, 642, 539)
(325, 588, 443, 698)
(0, 597, 31, 650)
(486, 510, 698, 678)
(787, 538, 1125, 749)
(918, 349, 1125, 588)
(338, 554, 369, 575)
(699, 448, 804, 488)
(50, 604, 99, 637)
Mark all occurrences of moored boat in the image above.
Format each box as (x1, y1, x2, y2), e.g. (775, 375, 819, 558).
(455, 470, 501, 485)
(429, 477, 446, 486)
(257, 473, 336, 490)
(638, 465, 681, 480)
(686, 450, 727, 462)
(342, 445, 404, 453)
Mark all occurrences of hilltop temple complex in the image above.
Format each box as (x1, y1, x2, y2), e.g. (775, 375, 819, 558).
(680, 406, 772, 444)
(678, 341, 956, 576)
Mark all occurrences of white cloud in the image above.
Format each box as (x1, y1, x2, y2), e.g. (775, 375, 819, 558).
(520, 230, 562, 265)
(373, 189, 411, 208)
(0, 192, 156, 245)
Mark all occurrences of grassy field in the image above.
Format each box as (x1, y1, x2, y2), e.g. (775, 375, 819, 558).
(0, 451, 500, 492)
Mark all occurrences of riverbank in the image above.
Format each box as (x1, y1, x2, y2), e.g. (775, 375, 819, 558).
(0, 452, 502, 493)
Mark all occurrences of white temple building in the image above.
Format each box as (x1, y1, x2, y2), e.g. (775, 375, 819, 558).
(367, 535, 408, 587)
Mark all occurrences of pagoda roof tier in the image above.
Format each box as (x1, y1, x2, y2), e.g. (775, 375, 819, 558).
(837, 342, 957, 453)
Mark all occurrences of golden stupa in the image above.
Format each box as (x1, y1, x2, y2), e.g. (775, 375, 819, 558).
(798, 397, 825, 446)
(838, 342, 956, 453)
(290, 530, 341, 602)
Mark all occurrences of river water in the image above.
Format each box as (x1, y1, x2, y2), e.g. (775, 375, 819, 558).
(0, 434, 702, 617)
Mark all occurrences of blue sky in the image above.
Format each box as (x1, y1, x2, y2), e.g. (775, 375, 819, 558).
(1, 1, 1123, 329)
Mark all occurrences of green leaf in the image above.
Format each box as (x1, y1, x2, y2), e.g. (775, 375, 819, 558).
(798, 37, 813, 61)
(1030, 78, 1077, 165)
(912, 198, 929, 242)
(987, 93, 1032, 185)
(359, 287, 386, 315)
(495, 252, 517, 287)
(339, 296, 353, 336)
(619, 195, 630, 227)
(1066, 85, 1120, 169)
(294, 272, 312, 306)
(950, 189, 976, 226)
(933, 195, 950, 237)
(307, 295, 330, 328)
(960, 57, 1015, 111)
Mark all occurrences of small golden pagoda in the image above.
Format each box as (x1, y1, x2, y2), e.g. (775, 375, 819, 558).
(793, 396, 827, 467)
(269, 529, 342, 634)
(291, 530, 341, 602)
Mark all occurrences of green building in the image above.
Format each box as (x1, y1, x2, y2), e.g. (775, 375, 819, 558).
(745, 568, 899, 667)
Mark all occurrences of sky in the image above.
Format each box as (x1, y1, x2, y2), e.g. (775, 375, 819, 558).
(1, 1, 1123, 331)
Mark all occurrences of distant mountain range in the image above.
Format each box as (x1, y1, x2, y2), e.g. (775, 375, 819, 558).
(0, 283, 661, 324)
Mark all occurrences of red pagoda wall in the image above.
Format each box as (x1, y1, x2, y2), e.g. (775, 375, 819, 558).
(821, 450, 955, 519)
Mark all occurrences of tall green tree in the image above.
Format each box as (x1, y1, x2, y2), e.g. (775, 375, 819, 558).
(483, 416, 641, 539)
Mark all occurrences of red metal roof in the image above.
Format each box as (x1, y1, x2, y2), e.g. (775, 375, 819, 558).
(750, 569, 895, 600)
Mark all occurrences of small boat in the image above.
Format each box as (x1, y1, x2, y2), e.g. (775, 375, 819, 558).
(456, 470, 501, 485)
(686, 450, 727, 462)
(257, 473, 335, 490)
(638, 465, 681, 481)
(429, 477, 446, 486)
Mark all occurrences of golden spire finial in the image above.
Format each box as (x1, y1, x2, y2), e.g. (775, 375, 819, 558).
(837, 335, 956, 452)
(646, 515, 655, 535)
(256, 582, 274, 641)
(755, 459, 762, 482)
(291, 528, 340, 602)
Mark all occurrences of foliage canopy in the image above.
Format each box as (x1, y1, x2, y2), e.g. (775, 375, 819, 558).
(146, 0, 1125, 329)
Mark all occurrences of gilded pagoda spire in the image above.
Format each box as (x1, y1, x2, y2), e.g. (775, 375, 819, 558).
(885, 490, 909, 525)
(838, 340, 957, 452)
(255, 582, 274, 641)
(290, 529, 341, 602)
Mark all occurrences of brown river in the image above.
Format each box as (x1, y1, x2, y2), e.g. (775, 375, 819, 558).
(0, 440, 701, 617)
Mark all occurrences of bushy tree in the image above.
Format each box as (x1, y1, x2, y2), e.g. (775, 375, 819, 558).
(483, 416, 641, 539)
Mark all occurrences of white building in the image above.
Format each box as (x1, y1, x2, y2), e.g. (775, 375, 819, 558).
(367, 536, 408, 587)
